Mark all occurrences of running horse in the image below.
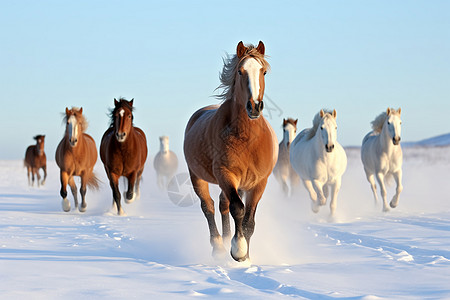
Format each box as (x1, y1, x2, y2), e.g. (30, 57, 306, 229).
(100, 98, 148, 215)
(24, 135, 47, 187)
(184, 41, 278, 262)
(55, 107, 99, 212)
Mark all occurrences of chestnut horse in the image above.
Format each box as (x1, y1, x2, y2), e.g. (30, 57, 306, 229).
(24, 135, 47, 187)
(55, 107, 99, 212)
(100, 98, 148, 215)
(184, 41, 278, 262)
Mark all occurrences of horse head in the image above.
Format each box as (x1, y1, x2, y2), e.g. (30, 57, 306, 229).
(113, 98, 134, 143)
(386, 108, 402, 145)
(33, 135, 45, 155)
(65, 107, 83, 147)
(283, 118, 298, 146)
(159, 136, 169, 153)
(235, 41, 268, 120)
(319, 109, 338, 153)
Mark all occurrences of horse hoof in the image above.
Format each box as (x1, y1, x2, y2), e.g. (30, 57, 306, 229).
(383, 206, 390, 213)
(62, 198, 71, 212)
(390, 201, 398, 208)
(231, 236, 248, 262)
(311, 202, 320, 213)
(124, 192, 136, 204)
(79, 204, 87, 213)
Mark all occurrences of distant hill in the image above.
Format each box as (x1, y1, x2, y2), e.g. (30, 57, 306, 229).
(403, 133, 450, 147)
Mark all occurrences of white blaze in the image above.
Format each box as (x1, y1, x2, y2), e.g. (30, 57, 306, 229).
(119, 109, 125, 117)
(242, 58, 263, 103)
(68, 115, 78, 142)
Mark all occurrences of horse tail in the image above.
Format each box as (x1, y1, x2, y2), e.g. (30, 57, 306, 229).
(87, 172, 101, 191)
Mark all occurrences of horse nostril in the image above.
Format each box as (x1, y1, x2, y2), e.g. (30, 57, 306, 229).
(246, 101, 253, 112)
(256, 101, 264, 112)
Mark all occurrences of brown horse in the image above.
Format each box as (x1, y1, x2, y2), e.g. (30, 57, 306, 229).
(100, 98, 148, 215)
(184, 41, 278, 262)
(24, 135, 47, 187)
(55, 107, 99, 212)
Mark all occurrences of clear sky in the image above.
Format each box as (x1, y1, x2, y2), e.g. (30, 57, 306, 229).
(1, 0, 449, 160)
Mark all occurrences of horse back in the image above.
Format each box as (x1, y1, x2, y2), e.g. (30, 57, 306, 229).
(82, 133, 98, 168)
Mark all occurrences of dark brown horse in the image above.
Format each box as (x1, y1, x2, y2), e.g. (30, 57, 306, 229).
(55, 107, 99, 212)
(100, 98, 148, 215)
(24, 135, 47, 187)
(184, 41, 278, 262)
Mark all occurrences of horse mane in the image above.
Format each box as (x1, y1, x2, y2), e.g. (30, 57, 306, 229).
(371, 108, 400, 133)
(306, 109, 334, 140)
(63, 107, 88, 132)
(109, 97, 134, 127)
(215, 44, 270, 102)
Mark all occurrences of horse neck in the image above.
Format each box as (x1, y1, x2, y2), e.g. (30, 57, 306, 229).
(160, 142, 169, 154)
(228, 97, 255, 131)
(312, 128, 326, 155)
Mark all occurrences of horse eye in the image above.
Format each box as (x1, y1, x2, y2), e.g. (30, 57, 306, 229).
(387, 121, 391, 125)
(238, 70, 242, 75)
(321, 127, 324, 130)
(263, 71, 267, 76)
(128, 115, 131, 119)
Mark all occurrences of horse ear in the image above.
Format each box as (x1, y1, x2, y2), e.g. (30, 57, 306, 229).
(320, 109, 325, 118)
(398, 108, 401, 115)
(79, 107, 83, 114)
(130, 98, 134, 106)
(283, 118, 287, 126)
(237, 41, 247, 58)
(333, 109, 337, 119)
(114, 98, 119, 106)
(294, 119, 298, 126)
(65, 107, 70, 115)
(256, 41, 265, 55)
(386, 108, 391, 116)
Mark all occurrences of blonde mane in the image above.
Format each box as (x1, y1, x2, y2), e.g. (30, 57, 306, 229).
(371, 108, 400, 133)
(306, 109, 334, 140)
(63, 107, 88, 133)
(215, 44, 270, 102)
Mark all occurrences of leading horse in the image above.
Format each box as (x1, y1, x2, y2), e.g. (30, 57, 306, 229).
(24, 135, 47, 187)
(184, 41, 278, 262)
(55, 107, 99, 212)
(100, 98, 148, 215)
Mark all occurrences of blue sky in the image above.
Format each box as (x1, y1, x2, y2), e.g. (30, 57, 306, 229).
(1, 1, 449, 160)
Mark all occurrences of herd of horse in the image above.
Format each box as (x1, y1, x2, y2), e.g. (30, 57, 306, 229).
(23, 41, 403, 262)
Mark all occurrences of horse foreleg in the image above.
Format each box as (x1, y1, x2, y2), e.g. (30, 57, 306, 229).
(190, 171, 224, 258)
(109, 173, 124, 215)
(60, 171, 71, 212)
(312, 180, 326, 206)
(390, 170, 403, 208)
(219, 192, 231, 245)
(124, 172, 137, 203)
(35, 169, 41, 188)
(243, 178, 267, 261)
(135, 170, 143, 200)
(41, 165, 47, 186)
(329, 178, 342, 218)
(303, 180, 319, 213)
(31, 168, 36, 187)
(27, 166, 31, 186)
(68, 176, 78, 209)
(79, 174, 88, 213)
(376, 173, 389, 212)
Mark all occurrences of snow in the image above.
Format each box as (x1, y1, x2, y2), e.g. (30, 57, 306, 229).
(1, 145, 449, 299)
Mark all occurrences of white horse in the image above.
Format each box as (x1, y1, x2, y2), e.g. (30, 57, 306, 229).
(153, 136, 178, 190)
(361, 108, 403, 212)
(290, 109, 347, 217)
(273, 118, 300, 196)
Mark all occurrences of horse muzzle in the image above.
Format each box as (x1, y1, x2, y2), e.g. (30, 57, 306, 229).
(69, 138, 78, 147)
(393, 137, 401, 146)
(325, 144, 335, 153)
(246, 100, 264, 120)
(116, 132, 127, 142)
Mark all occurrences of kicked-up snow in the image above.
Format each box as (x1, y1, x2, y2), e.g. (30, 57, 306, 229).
(0, 146, 449, 299)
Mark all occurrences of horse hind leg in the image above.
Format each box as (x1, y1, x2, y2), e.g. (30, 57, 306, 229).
(27, 166, 31, 186)
(79, 174, 88, 213)
(41, 166, 47, 186)
(68, 176, 78, 210)
(219, 191, 231, 245)
(35, 169, 41, 188)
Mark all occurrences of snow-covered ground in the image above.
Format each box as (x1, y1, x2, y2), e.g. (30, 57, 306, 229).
(0, 145, 449, 299)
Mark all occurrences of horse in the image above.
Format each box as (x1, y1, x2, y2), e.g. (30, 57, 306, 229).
(273, 118, 300, 196)
(361, 108, 403, 212)
(153, 136, 178, 190)
(24, 135, 47, 187)
(290, 109, 347, 218)
(55, 107, 99, 212)
(184, 41, 278, 262)
(100, 98, 148, 216)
